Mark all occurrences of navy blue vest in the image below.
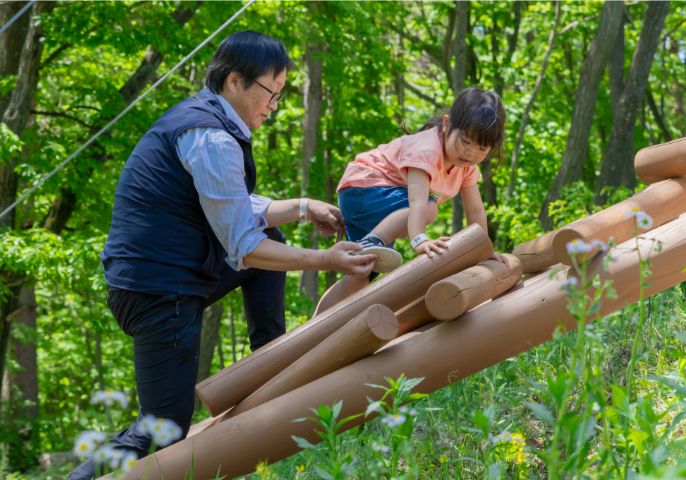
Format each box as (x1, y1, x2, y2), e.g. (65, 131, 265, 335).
(101, 89, 256, 298)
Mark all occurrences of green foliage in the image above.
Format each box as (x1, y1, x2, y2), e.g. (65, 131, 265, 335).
(0, 123, 22, 166)
(1, 0, 685, 477)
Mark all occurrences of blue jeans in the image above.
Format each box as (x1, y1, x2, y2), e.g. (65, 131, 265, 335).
(338, 186, 437, 241)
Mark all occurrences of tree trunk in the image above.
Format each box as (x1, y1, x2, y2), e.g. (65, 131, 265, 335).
(539, 1, 623, 229)
(0, 2, 31, 119)
(608, 7, 625, 118)
(450, 0, 468, 234)
(594, 1, 669, 203)
(6, 286, 39, 470)
(195, 302, 223, 410)
(0, 0, 52, 400)
(508, 2, 561, 199)
(299, 42, 323, 304)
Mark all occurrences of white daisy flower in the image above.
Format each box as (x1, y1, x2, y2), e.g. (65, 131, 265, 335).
(625, 208, 641, 219)
(121, 452, 138, 472)
(151, 418, 183, 447)
(635, 212, 654, 230)
(561, 276, 579, 291)
(73, 435, 97, 458)
(590, 239, 608, 252)
(566, 239, 593, 255)
(381, 413, 406, 428)
(136, 414, 158, 435)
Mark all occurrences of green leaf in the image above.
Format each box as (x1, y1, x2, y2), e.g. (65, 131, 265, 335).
(291, 435, 316, 450)
(526, 401, 555, 426)
(674, 332, 686, 344)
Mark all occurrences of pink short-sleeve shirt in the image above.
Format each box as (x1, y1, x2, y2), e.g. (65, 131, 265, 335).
(337, 127, 480, 201)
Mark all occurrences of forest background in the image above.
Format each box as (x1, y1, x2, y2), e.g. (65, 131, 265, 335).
(1, 0, 685, 478)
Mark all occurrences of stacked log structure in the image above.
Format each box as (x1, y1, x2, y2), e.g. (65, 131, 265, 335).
(196, 224, 494, 416)
(115, 138, 686, 480)
(124, 214, 686, 480)
(513, 138, 686, 272)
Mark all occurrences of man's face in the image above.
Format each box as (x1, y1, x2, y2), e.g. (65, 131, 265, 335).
(222, 69, 287, 129)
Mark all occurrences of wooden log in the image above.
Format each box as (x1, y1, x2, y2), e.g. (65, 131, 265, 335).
(395, 297, 431, 335)
(122, 215, 686, 480)
(195, 224, 493, 416)
(425, 254, 523, 320)
(552, 177, 686, 266)
(634, 137, 686, 184)
(512, 228, 579, 273)
(514, 177, 686, 271)
(227, 305, 397, 419)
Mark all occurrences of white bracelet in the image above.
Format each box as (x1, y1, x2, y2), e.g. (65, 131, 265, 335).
(299, 197, 309, 222)
(410, 233, 428, 249)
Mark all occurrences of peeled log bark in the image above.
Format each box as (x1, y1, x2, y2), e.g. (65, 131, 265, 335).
(196, 224, 493, 416)
(395, 297, 431, 335)
(512, 228, 581, 273)
(515, 177, 686, 271)
(634, 137, 686, 184)
(425, 254, 522, 320)
(123, 215, 686, 480)
(227, 305, 397, 419)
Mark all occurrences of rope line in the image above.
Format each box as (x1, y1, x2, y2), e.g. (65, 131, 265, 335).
(0, 0, 36, 36)
(0, 0, 256, 222)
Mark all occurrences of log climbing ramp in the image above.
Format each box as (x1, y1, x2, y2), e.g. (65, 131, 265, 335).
(121, 137, 686, 479)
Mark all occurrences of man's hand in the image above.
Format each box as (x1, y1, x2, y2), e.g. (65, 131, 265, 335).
(324, 242, 376, 276)
(308, 199, 346, 240)
(413, 236, 450, 259)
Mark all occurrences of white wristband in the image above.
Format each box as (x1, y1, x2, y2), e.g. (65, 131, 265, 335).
(410, 233, 428, 249)
(299, 197, 309, 222)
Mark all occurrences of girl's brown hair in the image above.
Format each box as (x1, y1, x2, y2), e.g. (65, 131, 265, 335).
(418, 87, 505, 149)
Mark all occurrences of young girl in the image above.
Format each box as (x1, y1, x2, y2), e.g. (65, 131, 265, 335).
(315, 87, 505, 315)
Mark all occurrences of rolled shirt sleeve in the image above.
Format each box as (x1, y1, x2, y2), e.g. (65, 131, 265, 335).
(176, 127, 270, 271)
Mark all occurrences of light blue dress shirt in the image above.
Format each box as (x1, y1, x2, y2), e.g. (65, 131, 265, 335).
(175, 93, 272, 271)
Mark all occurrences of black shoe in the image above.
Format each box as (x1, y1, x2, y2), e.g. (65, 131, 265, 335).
(356, 236, 402, 273)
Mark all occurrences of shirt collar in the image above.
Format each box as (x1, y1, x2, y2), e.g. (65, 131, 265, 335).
(214, 93, 252, 140)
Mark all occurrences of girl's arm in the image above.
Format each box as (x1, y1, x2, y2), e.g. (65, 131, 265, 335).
(461, 184, 509, 265)
(460, 184, 488, 232)
(407, 168, 450, 256)
(407, 168, 432, 239)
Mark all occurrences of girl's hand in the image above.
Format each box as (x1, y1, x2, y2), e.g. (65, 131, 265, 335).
(491, 252, 510, 265)
(413, 236, 450, 258)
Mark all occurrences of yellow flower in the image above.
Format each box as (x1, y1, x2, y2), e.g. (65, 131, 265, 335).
(255, 460, 274, 479)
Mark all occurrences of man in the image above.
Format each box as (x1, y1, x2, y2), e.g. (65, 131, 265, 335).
(69, 30, 375, 478)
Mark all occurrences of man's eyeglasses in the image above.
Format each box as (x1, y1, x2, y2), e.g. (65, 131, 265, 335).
(254, 79, 285, 104)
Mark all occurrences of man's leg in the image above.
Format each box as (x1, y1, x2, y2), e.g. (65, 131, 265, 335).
(69, 290, 204, 479)
(206, 228, 287, 351)
(241, 266, 286, 350)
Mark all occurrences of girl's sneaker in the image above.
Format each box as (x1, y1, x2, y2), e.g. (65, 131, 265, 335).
(355, 236, 402, 273)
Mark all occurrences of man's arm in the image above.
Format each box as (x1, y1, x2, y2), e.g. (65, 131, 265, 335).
(263, 198, 346, 238)
(243, 239, 376, 275)
(177, 128, 374, 275)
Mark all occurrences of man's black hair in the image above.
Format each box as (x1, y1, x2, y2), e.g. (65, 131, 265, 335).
(205, 30, 293, 92)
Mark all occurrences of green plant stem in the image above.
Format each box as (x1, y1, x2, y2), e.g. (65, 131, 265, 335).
(623, 248, 648, 479)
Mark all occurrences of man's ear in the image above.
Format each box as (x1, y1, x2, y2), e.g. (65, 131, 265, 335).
(442, 114, 450, 130)
(223, 71, 241, 94)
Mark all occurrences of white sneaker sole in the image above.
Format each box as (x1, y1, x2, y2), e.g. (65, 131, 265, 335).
(359, 245, 402, 273)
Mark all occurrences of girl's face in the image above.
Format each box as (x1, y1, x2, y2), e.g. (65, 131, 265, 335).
(442, 116, 491, 168)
